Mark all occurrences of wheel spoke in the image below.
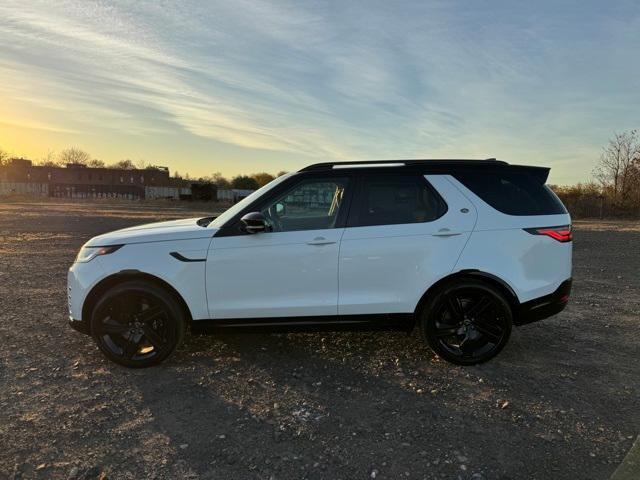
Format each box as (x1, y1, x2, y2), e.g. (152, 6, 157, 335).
(447, 296, 464, 321)
(138, 305, 166, 324)
(434, 326, 459, 338)
(473, 319, 503, 343)
(99, 320, 129, 336)
(122, 340, 140, 359)
(459, 336, 477, 355)
(142, 325, 166, 351)
(466, 295, 492, 319)
(110, 294, 137, 322)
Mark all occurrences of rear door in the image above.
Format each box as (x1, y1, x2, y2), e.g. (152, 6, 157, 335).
(338, 172, 477, 315)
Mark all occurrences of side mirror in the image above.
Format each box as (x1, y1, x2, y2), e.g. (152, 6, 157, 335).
(240, 212, 268, 234)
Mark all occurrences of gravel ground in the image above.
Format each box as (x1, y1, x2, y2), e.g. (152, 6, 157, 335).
(0, 200, 638, 480)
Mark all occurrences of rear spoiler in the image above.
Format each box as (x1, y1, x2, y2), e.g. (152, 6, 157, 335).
(510, 165, 550, 184)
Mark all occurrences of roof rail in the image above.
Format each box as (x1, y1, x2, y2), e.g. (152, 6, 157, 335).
(299, 158, 506, 172)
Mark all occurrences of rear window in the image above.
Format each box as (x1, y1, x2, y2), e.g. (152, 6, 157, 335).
(454, 170, 567, 216)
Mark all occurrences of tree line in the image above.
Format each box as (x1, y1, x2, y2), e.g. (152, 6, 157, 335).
(551, 129, 640, 217)
(1, 130, 639, 215)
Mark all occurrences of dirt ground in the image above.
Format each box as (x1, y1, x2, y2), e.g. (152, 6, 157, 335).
(0, 200, 638, 480)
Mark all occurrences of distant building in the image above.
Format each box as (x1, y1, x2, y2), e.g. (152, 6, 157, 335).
(0, 158, 174, 186)
(0, 158, 188, 199)
(0, 158, 256, 202)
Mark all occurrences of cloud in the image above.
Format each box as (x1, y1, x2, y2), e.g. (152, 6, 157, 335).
(0, 0, 639, 181)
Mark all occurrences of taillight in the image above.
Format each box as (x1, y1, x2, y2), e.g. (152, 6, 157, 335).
(524, 225, 572, 242)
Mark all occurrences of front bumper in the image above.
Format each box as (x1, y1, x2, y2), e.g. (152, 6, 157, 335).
(516, 278, 572, 326)
(69, 316, 90, 335)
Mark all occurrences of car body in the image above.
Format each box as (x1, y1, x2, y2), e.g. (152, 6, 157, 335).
(68, 159, 572, 367)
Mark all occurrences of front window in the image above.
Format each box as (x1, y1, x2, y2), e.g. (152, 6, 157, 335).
(210, 172, 294, 229)
(261, 177, 348, 232)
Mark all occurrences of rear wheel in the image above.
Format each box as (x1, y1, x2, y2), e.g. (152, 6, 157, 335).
(90, 281, 186, 368)
(420, 279, 512, 365)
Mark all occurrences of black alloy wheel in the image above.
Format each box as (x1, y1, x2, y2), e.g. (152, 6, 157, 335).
(421, 280, 512, 365)
(90, 281, 185, 368)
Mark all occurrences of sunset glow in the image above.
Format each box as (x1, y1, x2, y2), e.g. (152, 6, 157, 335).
(1, 1, 639, 183)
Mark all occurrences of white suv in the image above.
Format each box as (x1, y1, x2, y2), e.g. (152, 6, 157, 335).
(68, 159, 572, 367)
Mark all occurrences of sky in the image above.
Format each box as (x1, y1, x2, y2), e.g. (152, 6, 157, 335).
(0, 1, 639, 184)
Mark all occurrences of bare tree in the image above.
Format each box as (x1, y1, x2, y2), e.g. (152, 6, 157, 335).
(58, 147, 91, 165)
(251, 172, 275, 187)
(208, 172, 231, 189)
(86, 158, 106, 168)
(231, 175, 259, 190)
(109, 159, 136, 170)
(37, 150, 59, 167)
(0, 147, 9, 166)
(593, 130, 640, 206)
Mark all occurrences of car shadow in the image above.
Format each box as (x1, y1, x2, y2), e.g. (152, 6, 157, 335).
(128, 328, 620, 479)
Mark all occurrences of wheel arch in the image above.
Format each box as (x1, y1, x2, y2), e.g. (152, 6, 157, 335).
(82, 270, 194, 332)
(414, 270, 520, 317)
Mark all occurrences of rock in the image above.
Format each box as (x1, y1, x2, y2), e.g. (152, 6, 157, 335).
(180, 444, 189, 449)
(370, 469, 379, 478)
(36, 463, 47, 471)
(68, 466, 80, 480)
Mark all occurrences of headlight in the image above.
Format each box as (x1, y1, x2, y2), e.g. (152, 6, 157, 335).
(75, 245, 123, 263)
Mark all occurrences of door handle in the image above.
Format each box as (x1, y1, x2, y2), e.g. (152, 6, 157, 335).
(306, 236, 336, 245)
(432, 228, 462, 237)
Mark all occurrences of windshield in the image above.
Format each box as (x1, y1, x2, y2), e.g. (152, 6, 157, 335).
(209, 172, 296, 228)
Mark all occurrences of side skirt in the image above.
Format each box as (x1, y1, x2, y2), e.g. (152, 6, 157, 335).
(190, 313, 416, 335)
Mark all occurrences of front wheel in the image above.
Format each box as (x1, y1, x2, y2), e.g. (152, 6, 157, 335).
(90, 281, 186, 368)
(420, 280, 513, 365)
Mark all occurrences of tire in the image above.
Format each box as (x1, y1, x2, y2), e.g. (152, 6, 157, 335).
(420, 279, 513, 365)
(90, 280, 186, 368)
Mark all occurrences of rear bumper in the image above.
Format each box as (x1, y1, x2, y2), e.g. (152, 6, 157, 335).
(515, 278, 572, 326)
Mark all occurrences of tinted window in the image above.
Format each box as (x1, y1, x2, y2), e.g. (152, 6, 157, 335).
(455, 170, 567, 216)
(349, 175, 447, 227)
(261, 177, 348, 232)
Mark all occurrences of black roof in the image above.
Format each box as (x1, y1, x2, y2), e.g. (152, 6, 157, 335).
(299, 158, 506, 172)
(299, 158, 550, 182)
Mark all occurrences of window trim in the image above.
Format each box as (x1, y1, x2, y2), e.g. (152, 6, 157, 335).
(214, 171, 355, 237)
(346, 172, 448, 228)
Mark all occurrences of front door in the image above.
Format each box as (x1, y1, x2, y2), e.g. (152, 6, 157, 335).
(207, 175, 351, 319)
